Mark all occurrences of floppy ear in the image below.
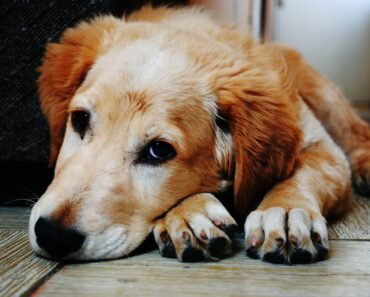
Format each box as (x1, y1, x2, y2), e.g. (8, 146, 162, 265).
(214, 46, 302, 215)
(38, 17, 119, 166)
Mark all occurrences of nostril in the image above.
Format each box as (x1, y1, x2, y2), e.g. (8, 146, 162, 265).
(34, 217, 85, 259)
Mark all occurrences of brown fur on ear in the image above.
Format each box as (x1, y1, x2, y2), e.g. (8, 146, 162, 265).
(214, 45, 303, 215)
(38, 17, 120, 166)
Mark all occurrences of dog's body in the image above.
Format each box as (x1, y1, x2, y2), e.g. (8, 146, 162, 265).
(29, 4, 370, 264)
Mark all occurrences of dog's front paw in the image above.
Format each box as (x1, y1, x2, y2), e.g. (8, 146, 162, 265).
(244, 207, 329, 264)
(350, 143, 370, 196)
(153, 193, 238, 262)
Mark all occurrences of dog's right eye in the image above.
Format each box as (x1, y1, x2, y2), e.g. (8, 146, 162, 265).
(71, 110, 90, 139)
(136, 141, 176, 165)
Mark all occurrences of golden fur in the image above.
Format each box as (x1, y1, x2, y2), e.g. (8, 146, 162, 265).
(29, 5, 370, 264)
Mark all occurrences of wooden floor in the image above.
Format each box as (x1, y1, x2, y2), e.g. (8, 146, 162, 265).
(1, 194, 369, 297)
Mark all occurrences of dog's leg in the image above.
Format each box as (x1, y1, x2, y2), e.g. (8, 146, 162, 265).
(281, 46, 370, 196)
(245, 106, 351, 264)
(153, 193, 238, 262)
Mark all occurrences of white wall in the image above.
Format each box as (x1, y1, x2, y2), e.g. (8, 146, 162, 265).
(273, 0, 370, 103)
(194, 0, 252, 29)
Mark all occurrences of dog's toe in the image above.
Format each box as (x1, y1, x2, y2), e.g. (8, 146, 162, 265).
(311, 216, 329, 262)
(246, 246, 260, 259)
(287, 209, 329, 264)
(161, 241, 177, 258)
(153, 223, 177, 258)
(245, 208, 288, 264)
(314, 243, 329, 261)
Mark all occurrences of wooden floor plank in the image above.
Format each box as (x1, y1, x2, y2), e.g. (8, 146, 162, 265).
(0, 207, 31, 230)
(0, 207, 59, 297)
(328, 194, 370, 240)
(34, 241, 370, 297)
(0, 230, 60, 297)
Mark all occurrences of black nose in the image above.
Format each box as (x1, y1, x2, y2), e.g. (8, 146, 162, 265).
(34, 217, 85, 259)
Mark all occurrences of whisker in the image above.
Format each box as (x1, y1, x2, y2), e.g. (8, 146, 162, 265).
(3, 198, 38, 207)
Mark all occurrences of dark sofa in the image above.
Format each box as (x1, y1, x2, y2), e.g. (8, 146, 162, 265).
(0, 0, 111, 205)
(0, 0, 188, 205)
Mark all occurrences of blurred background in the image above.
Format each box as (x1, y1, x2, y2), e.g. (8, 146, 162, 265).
(0, 0, 369, 205)
(198, 0, 370, 104)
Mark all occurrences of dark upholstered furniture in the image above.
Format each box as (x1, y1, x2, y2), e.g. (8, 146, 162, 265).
(0, 0, 187, 205)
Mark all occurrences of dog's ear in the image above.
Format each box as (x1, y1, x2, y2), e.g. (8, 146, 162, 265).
(38, 17, 119, 166)
(214, 46, 302, 214)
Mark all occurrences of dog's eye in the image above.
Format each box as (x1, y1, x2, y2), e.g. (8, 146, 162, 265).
(71, 110, 90, 139)
(138, 141, 176, 165)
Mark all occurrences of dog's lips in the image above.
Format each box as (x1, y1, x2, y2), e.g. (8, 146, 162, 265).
(69, 224, 128, 261)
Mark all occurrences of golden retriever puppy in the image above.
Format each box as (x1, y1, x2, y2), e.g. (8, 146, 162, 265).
(29, 5, 370, 264)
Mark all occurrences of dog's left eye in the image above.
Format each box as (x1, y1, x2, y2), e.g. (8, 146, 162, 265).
(71, 110, 90, 139)
(137, 141, 176, 165)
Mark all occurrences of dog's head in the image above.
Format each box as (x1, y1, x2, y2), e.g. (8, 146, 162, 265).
(29, 14, 301, 261)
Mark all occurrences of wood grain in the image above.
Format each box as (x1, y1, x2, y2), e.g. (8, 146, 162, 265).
(328, 194, 370, 240)
(0, 230, 60, 297)
(0, 207, 31, 230)
(34, 241, 370, 297)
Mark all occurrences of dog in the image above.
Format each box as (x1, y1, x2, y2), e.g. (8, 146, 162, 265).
(29, 3, 370, 264)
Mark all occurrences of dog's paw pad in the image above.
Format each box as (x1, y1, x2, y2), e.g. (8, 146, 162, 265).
(315, 245, 329, 261)
(181, 246, 206, 262)
(219, 224, 239, 239)
(262, 250, 286, 264)
(290, 248, 313, 264)
(246, 246, 260, 259)
(161, 241, 177, 258)
(208, 237, 230, 258)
